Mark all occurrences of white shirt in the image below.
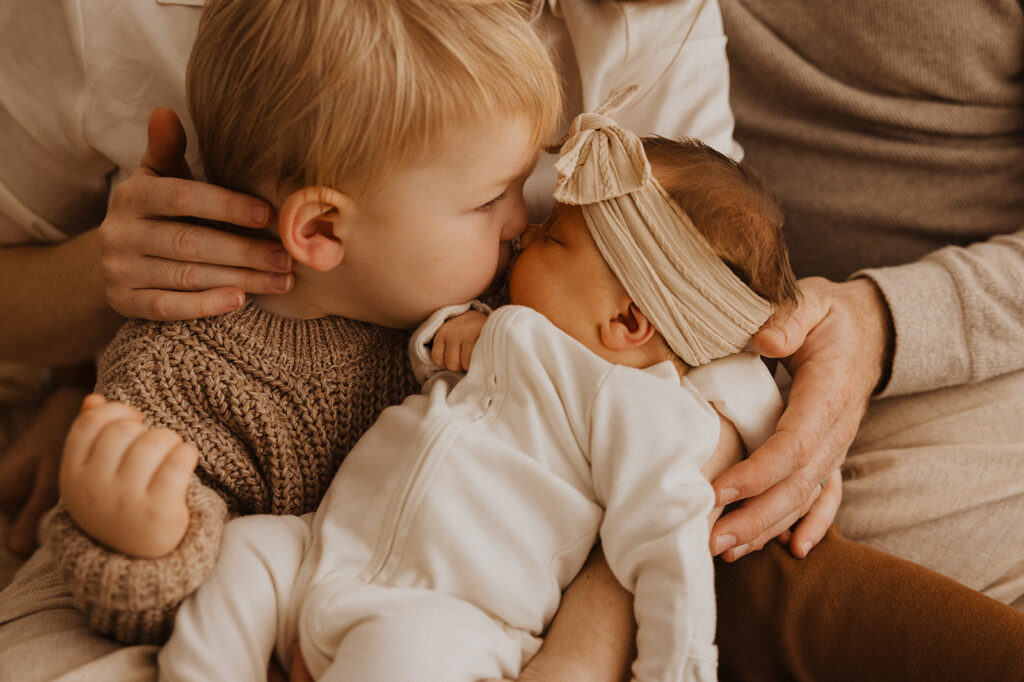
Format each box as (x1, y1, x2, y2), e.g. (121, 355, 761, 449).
(0, 0, 736, 242)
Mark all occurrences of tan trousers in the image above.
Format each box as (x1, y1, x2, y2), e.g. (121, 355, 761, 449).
(0, 545, 158, 681)
(837, 367, 1024, 608)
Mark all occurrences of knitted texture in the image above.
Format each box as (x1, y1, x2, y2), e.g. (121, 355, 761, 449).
(720, 0, 1024, 395)
(47, 301, 418, 644)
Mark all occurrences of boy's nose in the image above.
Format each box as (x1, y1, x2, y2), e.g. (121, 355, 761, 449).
(500, 218, 527, 243)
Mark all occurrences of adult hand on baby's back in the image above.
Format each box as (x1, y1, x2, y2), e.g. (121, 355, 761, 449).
(710, 277, 893, 560)
(99, 107, 292, 321)
(59, 395, 198, 558)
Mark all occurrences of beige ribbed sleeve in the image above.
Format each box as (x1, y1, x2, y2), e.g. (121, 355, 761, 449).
(721, 0, 1024, 396)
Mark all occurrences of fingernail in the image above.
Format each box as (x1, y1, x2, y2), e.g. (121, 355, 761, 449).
(713, 534, 736, 555)
(223, 292, 244, 310)
(270, 249, 292, 271)
(799, 541, 812, 558)
(269, 273, 292, 292)
(720, 487, 739, 506)
(730, 543, 750, 560)
(251, 204, 270, 225)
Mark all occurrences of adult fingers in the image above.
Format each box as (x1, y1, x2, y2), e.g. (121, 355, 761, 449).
(787, 470, 843, 558)
(108, 254, 293, 295)
(710, 413, 847, 555)
(110, 287, 247, 322)
(114, 172, 272, 230)
(752, 277, 832, 359)
(102, 214, 289, 272)
(142, 107, 193, 180)
(713, 467, 825, 559)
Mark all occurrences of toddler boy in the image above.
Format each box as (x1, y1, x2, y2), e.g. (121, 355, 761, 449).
(42, 0, 561, 645)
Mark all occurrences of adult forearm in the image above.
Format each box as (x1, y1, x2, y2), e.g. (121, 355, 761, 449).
(519, 545, 635, 682)
(0, 229, 122, 365)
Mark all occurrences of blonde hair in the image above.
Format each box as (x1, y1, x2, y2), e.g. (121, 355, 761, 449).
(187, 0, 562, 198)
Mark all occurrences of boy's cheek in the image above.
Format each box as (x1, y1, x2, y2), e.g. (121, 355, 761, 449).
(482, 245, 512, 298)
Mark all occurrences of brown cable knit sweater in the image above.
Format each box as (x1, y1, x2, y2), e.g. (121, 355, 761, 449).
(45, 301, 418, 644)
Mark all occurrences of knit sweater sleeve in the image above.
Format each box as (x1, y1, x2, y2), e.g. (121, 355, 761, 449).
(44, 477, 227, 644)
(45, 320, 243, 644)
(858, 228, 1024, 397)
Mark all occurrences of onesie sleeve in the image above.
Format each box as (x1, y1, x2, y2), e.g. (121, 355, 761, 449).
(407, 301, 492, 385)
(857, 228, 1024, 397)
(44, 478, 227, 645)
(588, 367, 719, 682)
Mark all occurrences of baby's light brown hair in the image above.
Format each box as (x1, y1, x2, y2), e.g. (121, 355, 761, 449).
(186, 0, 562, 200)
(643, 136, 800, 310)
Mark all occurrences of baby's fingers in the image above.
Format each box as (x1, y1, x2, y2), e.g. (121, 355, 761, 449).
(458, 337, 477, 371)
(147, 442, 199, 503)
(116, 428, 188, 489)
(84, 418, 151, 480)
(430, 338, 449, 370)
(62, 400, 145, 474)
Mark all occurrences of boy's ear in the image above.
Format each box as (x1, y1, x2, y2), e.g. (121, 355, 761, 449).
(600, 300, 657, 351)
(278, 187, 355, 272)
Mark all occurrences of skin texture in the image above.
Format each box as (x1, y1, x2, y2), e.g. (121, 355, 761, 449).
(252, 115, 538, 328)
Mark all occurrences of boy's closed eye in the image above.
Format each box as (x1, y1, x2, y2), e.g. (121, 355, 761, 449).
(476, 190, 508, 211)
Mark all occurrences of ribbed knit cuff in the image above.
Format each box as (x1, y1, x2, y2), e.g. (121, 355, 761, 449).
(45, 481, 228, 645)
(855, 260, 969, 398)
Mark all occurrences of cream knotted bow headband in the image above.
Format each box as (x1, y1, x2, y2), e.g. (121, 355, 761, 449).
(553, 110, 772, 366)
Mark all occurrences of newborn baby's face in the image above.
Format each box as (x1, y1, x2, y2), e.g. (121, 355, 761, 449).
(508, 202, 628, 354)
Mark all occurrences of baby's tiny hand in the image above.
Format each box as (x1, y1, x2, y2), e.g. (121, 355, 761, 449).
(59, 395, 199, 558)
(431, 310, 488, 372)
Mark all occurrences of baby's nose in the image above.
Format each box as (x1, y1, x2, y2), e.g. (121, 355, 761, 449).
(520, 222, 542, 249)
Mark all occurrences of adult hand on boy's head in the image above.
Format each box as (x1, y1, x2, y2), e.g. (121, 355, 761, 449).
(99, 107, 292, 321)
(709, 277, 893, 560)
